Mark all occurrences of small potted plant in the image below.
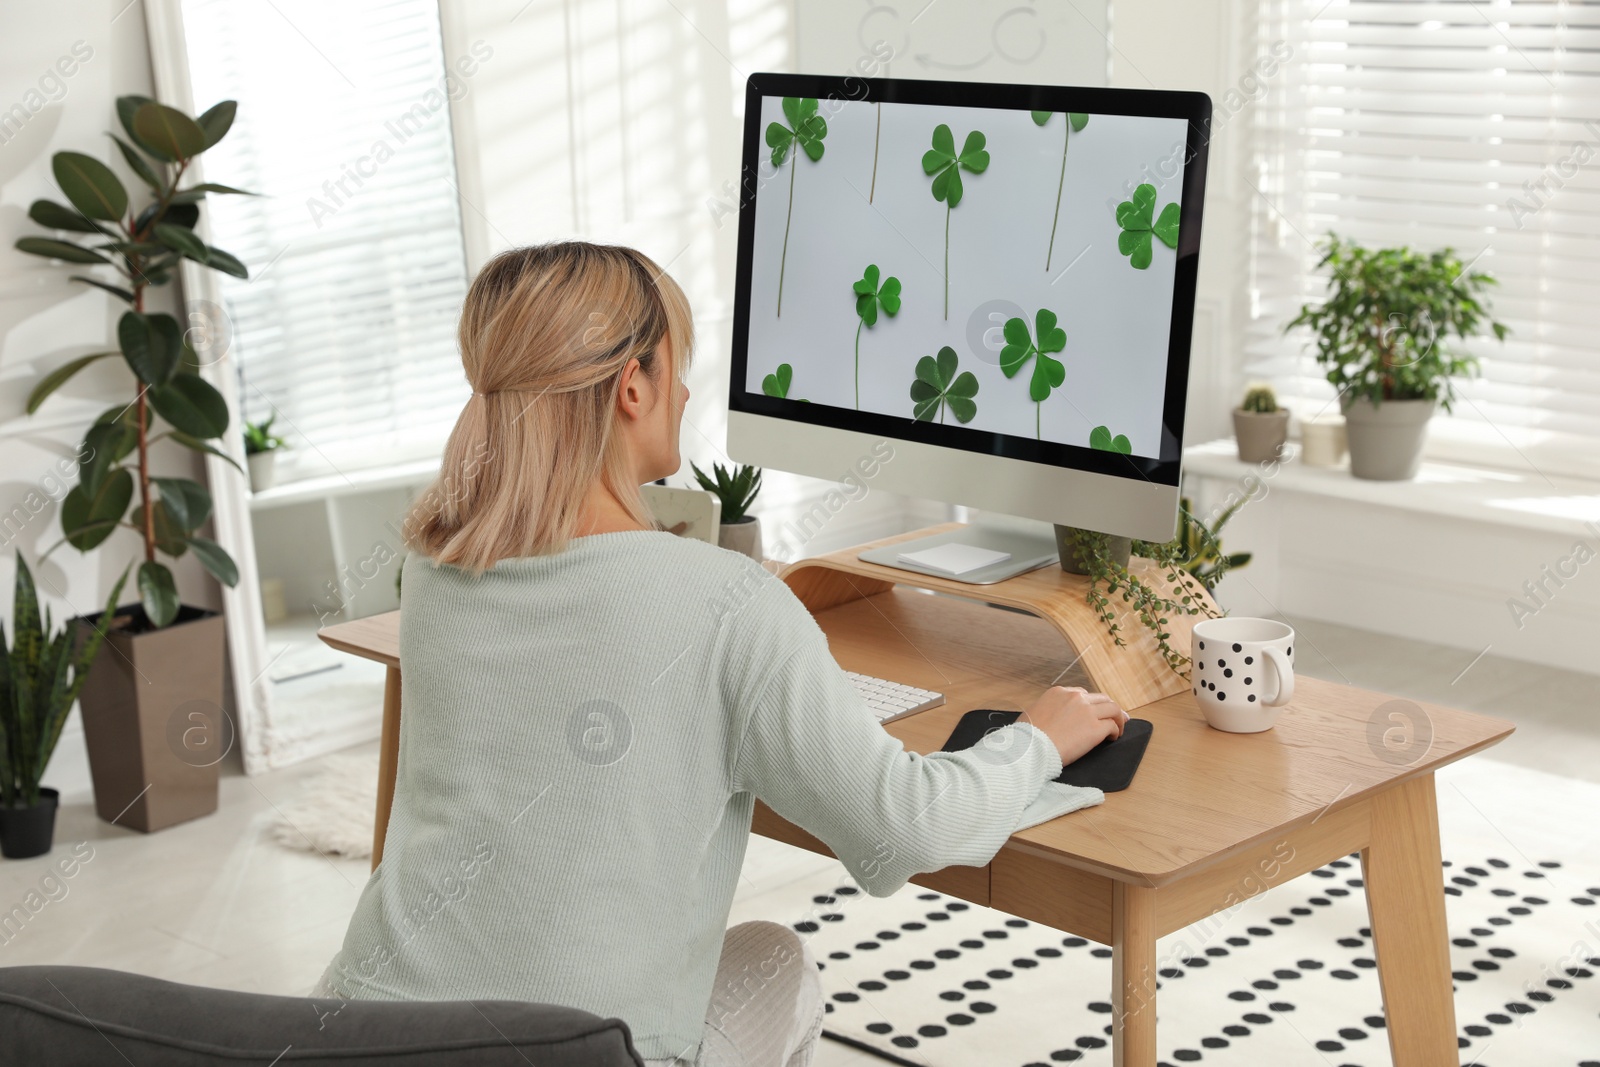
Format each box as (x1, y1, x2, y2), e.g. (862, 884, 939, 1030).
(243, 415, 286, 492)
(1, 557, 127, 858)
(691, 462, 763, 561)
(1232, 383, 1290, 463)
(1285, 234, 1507, 481)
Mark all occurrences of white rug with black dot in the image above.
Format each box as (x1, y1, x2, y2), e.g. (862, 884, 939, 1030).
(766, 757, 1600, 1066)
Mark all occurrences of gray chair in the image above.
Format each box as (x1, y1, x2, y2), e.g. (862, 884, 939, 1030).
(0, 965, 646, 1066)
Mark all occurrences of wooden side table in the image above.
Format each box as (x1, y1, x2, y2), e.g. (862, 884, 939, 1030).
(320, 525, 1513, 1066)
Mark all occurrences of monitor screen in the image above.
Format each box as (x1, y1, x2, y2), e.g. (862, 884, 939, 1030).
(729, 75, 1209, 489)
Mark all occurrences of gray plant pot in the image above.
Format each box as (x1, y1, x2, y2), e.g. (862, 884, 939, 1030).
(718, 516, 763, 561)
(1053, 525, 1131, 575)
(1341, 396, 1435, 481)
(1232, 409, 1291, 464)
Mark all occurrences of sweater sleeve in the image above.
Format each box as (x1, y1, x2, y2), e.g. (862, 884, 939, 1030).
(729, 605, 1105, 897)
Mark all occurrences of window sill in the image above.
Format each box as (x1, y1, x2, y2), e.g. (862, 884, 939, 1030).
(1182, 439, 1600, 539)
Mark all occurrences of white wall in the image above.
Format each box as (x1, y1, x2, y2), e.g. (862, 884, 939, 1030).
(1, 2, 224, 797)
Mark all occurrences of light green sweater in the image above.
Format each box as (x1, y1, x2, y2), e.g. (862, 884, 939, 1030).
(326, 531, 1103, 1061)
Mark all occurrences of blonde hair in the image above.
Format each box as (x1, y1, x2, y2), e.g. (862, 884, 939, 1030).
(403, 242, 694, 573)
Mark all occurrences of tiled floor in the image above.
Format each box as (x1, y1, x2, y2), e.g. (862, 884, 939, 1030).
(2, 619, 1593, 1066)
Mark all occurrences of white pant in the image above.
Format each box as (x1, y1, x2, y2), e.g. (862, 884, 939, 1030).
(308, 920, 823, 1067)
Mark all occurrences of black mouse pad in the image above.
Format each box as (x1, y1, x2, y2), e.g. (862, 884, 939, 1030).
(940, 709, 1152, 792)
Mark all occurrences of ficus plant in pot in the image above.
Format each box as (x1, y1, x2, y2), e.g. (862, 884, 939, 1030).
(1285, 234, 1507, 481)
(1, 557, 127, 858)
(692, 462, 764, 561)
(16, 94, 252, 832)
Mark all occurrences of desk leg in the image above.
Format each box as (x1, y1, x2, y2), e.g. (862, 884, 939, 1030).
(372, 665, 402, 872)
(1362, 773, 1457, 1066)
(1112, 882, 1158, 1067)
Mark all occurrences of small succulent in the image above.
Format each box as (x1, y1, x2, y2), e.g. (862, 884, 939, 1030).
(1240, 384, 1279, 414)
(691, 462, 762, 525)
(243, 415, 287, 455)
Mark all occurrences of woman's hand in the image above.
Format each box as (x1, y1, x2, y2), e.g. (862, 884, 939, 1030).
(1020, 686, 1128, 766)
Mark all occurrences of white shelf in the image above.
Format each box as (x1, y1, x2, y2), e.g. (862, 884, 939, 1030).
(1183, 438, 1600, 539)
(248, 457, 440, 511)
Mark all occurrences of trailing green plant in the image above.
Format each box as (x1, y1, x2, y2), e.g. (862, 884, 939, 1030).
(766, 97, 828, 316)
(1031, 111, 1088, 271)
(1067, 494, 1245, 675)
(1000, 308, 1066, 439)
(851, 264, 901, 407)
(922, 123, 989, 318)
(242, 415, 286, 456)
(17, 94, 254, 629)
(910, 346, 979, 424)
(1115, 183, 1180, 270)
(691, 462, 762, 525)
(1240, 384, 1278, 414)
(1, 557, 129, 809)
(1284, 234, 1507, 412)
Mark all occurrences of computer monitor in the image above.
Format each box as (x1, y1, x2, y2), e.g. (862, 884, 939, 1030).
(726, 73, 1211, 557)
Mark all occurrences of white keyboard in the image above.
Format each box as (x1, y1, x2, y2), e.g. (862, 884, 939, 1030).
(846, 671, 946, 724)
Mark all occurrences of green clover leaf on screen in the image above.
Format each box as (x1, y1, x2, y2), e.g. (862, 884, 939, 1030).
(766, 98, 828, 316)
(922, 124, 989, 318)
(761, 362, 808, 401)
(1090, 425, 1132, 453)
(1000, 308, 1068, 439)
(1034, 112, 1089, 270)
(1115, 183, 1180, 270)
(851, 264, 901, 407)
(910, 346, 979, 425)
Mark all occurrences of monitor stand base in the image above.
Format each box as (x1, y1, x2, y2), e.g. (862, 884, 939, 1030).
(857, 524, 1058, 585)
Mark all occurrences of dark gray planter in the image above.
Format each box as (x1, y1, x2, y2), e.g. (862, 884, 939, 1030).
(1341, 396, 1435, 481)
(1053, 526, 1131, 575)
(1232, 409, 1291, 463)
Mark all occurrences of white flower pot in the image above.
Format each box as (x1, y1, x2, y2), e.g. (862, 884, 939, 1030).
(718, 517, 763, 561)
(1300, 417, 1348, 468)
(247, 451, 278, 493)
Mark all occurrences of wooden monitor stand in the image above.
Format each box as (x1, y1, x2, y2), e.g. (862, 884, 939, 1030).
(785, 522, 1216, 711)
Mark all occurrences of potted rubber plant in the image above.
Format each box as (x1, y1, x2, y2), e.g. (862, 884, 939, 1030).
(1, 557, 128, 858)
(16, 94, 253, 832)
(1232, 383, 1290, 463)
(243, 415, 286, 492)
(691, 462, 764, 561)
(1285, 235, 1507, 481)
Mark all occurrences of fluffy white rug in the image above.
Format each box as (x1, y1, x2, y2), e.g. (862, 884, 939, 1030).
(268, 752, 379, 859)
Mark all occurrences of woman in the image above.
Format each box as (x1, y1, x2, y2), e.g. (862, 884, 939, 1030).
(314, 242, 1126, 1067)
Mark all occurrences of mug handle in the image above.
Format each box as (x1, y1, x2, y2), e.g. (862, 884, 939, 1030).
(1262, 646, 1295, 707)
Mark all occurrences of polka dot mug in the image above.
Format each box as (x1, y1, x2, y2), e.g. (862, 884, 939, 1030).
(1190, 618, 1295, 732)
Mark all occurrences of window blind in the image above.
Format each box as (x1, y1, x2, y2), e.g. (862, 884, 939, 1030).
(179, 0, 472, 482)
(1248, 0, 1600, 481)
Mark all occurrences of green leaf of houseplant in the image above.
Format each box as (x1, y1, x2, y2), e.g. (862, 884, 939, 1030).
(69, 276, 136, 303)
(14, 237, 110, 265)
(60, 468, 133, 551)
(27, 199, 109, 234)
(51, 151, 128, 221)
(203, 246, 249, 279)
(131, 500, 189, 556)
(186, 535, 239, 587)
(148, 373, 229, 438)
(154, 222, 209, 264)
(196, 100, 237, 148)
(169, 431, 246, 474)
(110, 134, 162, 191)
(115, 94, 155, 146)
(138, 561, 180, 628)
(26, 351, 119, 414)
(132, 101, 207, 162)
(169, 182, 257, 205)
(152, 476, 212, 532)
(135, 200, 199, 234)
(118, 310, 183, 386)
(78, 421, 137, 496)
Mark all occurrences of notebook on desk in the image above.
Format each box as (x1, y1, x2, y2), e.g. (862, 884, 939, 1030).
(941, 709, 1152, 792)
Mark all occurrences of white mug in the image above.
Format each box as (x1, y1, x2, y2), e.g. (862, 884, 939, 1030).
(1191, 617, 1296, 733)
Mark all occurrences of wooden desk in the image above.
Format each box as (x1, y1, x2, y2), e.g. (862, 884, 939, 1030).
(320, 528, 1512, 1067)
